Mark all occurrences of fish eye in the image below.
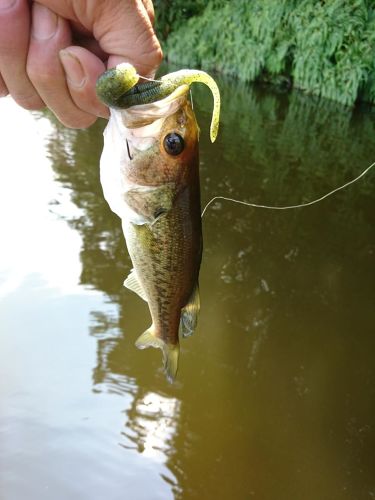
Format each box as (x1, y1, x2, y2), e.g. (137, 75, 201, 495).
(163, 133, 184, 156)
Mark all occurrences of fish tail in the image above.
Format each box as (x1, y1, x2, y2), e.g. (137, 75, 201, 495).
(162, 343, 179, 384)
(135, 327, 180, 383)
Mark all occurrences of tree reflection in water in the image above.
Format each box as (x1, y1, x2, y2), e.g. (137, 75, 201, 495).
(41, 72, 375, 498)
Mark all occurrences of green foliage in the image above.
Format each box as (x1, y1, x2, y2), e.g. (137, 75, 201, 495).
(291, 0, 374, 104)
(153, 0, 206, 40)
(156, 0, 375, 106)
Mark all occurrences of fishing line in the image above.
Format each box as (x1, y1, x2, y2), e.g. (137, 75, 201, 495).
(137, 74, 373, 216)
(189, 89, 194, 110)
(201, 161, 374, 217)
(140, 75, 163, 83)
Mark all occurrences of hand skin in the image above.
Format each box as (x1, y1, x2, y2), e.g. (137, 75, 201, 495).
(0, 0, 162, 128)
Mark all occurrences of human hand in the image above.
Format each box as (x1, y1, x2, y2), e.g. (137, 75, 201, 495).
(0, 0, 162, 128)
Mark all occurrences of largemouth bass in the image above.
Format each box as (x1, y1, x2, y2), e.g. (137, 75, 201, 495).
(97, 65, 220, 382)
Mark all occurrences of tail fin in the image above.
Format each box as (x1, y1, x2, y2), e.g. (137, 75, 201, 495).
(135, 327, 180, 383)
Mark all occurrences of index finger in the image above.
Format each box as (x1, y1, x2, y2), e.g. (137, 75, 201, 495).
(0, 0, 44, 109)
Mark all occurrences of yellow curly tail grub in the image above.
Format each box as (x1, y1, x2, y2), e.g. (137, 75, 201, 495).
(161, 70, 221, 142)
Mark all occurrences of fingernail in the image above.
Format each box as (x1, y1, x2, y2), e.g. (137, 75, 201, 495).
(0, 0, 16, 10)
(32, 3, 57, 40)
(59, 50, 86, 88)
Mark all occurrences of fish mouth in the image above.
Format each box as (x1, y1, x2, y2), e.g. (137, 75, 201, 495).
(97, 63, 220, 142)
(117, 85, 190, 129)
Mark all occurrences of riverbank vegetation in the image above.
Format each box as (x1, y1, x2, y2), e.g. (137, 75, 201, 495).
(154, 0, 375, 106)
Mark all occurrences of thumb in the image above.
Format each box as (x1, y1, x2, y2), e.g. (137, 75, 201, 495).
(93, 0, 163, 77)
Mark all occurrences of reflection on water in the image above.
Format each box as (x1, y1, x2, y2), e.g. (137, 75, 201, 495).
(0, 69, 374, 499)
(123, 392, 180, 459)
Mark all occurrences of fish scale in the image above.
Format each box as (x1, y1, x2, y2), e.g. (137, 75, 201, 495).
(124, 188, 199, 341)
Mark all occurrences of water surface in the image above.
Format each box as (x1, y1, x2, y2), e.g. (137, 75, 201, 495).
(0, 74, 374, 500)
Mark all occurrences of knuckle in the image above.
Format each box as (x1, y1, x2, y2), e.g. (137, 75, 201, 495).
(139, 43, 163, 77)
(13, 93, 44, 110)
(60, 113, 96, 129)
(26, 64, 54, 86)
(0, 0, 22, 22)
(0, 75, 7, 96)
(147, 39, 163, 69)
(153, 44, 163, 66)
(0, 0, 29, 48)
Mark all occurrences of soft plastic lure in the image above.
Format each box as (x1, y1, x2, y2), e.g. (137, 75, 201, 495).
(96, 63, 220, 142)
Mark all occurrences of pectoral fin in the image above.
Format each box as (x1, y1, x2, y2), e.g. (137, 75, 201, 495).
(124, 184, 175, 223)
(179, 284, 200, 338)
(135, 327, 179, 383)
(124, 268, 147, 301)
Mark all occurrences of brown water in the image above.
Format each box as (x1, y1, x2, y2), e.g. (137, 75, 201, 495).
(0, 74, 374, 500)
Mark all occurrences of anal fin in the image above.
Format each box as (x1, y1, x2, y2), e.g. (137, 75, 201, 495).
(135, 327, 180, 383)
(124, 268, 147, 302)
